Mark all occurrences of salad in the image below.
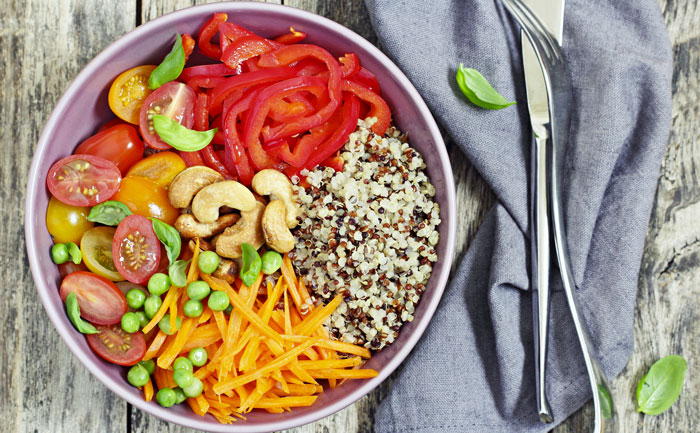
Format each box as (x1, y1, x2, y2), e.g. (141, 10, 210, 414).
(45, 13, 439, 423)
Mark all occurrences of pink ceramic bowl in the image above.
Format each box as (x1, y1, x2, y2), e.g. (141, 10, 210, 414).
(24, 2, 456, 432)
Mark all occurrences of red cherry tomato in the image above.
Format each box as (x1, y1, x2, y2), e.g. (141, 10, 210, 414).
(58, 261, 89, 278)
(46, 154, 121, 206)
(59, 271, 127, 325)
(97, 118, 128, 133)
(139, 82, 195, 150)
(112, 215, 162, 284)
(86, 324, 146, 366)
(74, 124, 144, 175)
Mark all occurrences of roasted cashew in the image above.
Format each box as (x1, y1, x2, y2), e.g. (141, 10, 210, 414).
(168, 166, 223, 208)
(251, 169, 299, 228)
(214, 201, 265, 259)
(192, 180, 256, 223)
(262, 200, 295, 253)
(174, 213, 240, 239)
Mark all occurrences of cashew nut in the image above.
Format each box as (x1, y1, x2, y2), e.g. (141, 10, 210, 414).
(214, 201, 265, 259)
(168, 166, 223, 208)
(262, 200, 295, 253)
(192, 180, 256, 223)
(251, 169, 299, 228)
(174, 213, 240, 239)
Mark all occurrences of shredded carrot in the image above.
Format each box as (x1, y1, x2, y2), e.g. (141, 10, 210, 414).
(142, 284, 179, 334)
(280, 254, 301, 308)
(306, 369, 379, 379)
(142, 377, 154, 402)
(187, 394, 210, 416)
(254, 396, 317, 408)
(281, 335, 371, 358)
(293, 295, 343, 336)
(158, 317, 197, 369)
(143, 330, 168, 361)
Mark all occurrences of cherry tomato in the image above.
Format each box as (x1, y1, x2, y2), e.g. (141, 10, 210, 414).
(112, 214, 162, 284)
(80, 226, 124, 281)
(58, 261, 89, 278)
(139, 82, 195, 150)
(46, 196, 94, 244)
(111, 176, 178, 225)
(97, 118, 129, 133)
(46, 154, 121, 207)
(86, 323, 146, 366)
(125, 151, 186, 188)
(59, 271, 127, 325)
(74, 124, 145, 175)
(108, 65, 157, 124)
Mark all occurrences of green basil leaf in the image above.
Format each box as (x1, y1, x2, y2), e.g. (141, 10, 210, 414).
(151, 218, 181, 266)
(65, 292, 98, 334)
(597, 384, 613, 419)
(87, 200, 132, 226)
(65, 242, 82, 265)
(169, 259, 190, 288)
(240, 243, 262, 287)
(152, 114, 217, 151)
(456, 64, 515, 110)
(148, 34, 186, 90)
(637, 354, 687, 415)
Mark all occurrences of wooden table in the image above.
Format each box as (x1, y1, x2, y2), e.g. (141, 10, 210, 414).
(1, 1, 697, 432)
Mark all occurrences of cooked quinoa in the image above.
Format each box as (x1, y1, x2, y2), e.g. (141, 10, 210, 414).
(290, 118, 440, 350)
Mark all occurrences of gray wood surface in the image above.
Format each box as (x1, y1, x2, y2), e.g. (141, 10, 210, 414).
(0, 0, 696, 432)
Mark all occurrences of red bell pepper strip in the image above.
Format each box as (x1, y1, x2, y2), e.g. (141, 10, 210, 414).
(219, 22, 253, 53)
(223, 87, 262, 185)
(186, 76, 227, 93)
(274, 27, 307, 45)
(244, 58, 261, 72)
(322, 155, 345, 172)
(303, 93, 360, 170)
(179, 150, 205, 167)
(182, 34, 195, 62)
(294, 58, 327, 77)
(193, 93, 209, 131)
(277, 109, 342, 167)
(352, 67, 381, 94)
(210, 115, 226, 145)
(339, 53, 360, 78)
(201, 145, 234, 179)
(198, 13, 228, 59)
(342, 79, 390, 135)
(221, 35, 275, 70)
(180, 64, 237, 82)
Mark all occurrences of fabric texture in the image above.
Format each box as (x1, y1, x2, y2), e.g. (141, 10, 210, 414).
(364, 0, 673, 431)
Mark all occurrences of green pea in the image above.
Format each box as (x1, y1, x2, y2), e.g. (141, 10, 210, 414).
(158, 314, 181, 335)
(173, 369, 194, 388)
(126, 289, 146, 309)
(51, 243, 69, 264)
(138, 359, 156, 376)
(186, 280, 210, 301)
(188, 347, 208, 367)
(156, 388, 177, 407)
(135, 311, 148, 329)
(127, 364, 149, 387)
(207, 291, 230, 312)
(173, 387, 187, 404)
(148, 273, 171, 296)
(223, 304, 233, 315)
(144, 295, 163, 319)
(173, 356, 193, 373)
(261, 251, 283, 275)
(183, 299, 203, 318)
(197, 251, 220, 274)
(182, 377, 204, 398)
(121, 312, 140, 334)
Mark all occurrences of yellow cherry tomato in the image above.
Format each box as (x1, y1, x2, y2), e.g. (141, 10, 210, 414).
(46, 196, 94, 244)
(108, 65, 157, 124)
(111, 176, 179, 225)
(126, 151, 186, 188)
(80, 226, 124, 281)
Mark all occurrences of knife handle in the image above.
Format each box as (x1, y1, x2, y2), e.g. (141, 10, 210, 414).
(531, 131, 553, 424)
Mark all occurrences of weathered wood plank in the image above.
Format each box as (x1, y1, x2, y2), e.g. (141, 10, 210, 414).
(0, 1, 136, 433)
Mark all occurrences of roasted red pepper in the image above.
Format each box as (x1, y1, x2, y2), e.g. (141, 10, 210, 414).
(198, 13, 228, 59)
(274, 27, 307, 45)
(342, 79, 390, 135)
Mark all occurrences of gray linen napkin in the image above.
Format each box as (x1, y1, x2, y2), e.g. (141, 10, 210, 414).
(364, 0, 673, 431)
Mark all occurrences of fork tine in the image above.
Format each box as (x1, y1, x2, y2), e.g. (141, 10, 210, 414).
(501, 0, 562, 63)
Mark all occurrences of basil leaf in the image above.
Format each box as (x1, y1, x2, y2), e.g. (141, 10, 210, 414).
(455, 64, 515, 110)
(637, 354, 687, 415)
(65, 292, 98, 334)
(65, 242, 82, 265)
(149, 34, 186, 90)
(240, 243, 262, 287)
(87, 200, 132, 226)
(152, 114, 217, 151)
(597, 384, 613, 420)
(151, 218, 181, 266)
(169, 259, 190, 287)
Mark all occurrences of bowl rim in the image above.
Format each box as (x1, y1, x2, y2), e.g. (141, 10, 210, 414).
(24, 2, 457, 432)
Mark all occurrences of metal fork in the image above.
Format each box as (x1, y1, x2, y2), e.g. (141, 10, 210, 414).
(501, 0, 615, 431)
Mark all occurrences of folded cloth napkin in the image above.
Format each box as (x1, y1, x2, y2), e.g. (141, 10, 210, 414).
(364, 0, 673, 431)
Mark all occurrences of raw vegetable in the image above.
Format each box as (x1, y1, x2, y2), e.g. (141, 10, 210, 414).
(127, 363, 150, 387)
(87, 200, 132, 226)
(108, 65, 156, 124)
(125, 151, 186, 188)
(149, 34, 186, 90)
(113, 214, 162, 284)
(64, 292, 98, 334)
(139, 82, 195, 150)
(46, 196, 93, 244)
(152, 114, 217, 151)
(80, 226, 124, 281)
(261, 251, 282, 274)
(121, 312, 141, 333)
(144, 295, 163, 319)
(240, 243, 262, 287)
(59, 271, 127, 325)
(169, 259, 190, 287)
(207, 290, 230, 311)
(65, 242, 82, 264)
(151, 218, 181, 266)
(51, 244, 69, 264)
(74, 124, 144, 175)
(148, 273, 171, 296)
(188, 347, 207, 366)
(86, 323, 146, 366)
(197, 250, 220, 274)
(186, 280, 210, 301)
(637, 355, 687, 415)
(455, 64, 515, 110)
(157, 388, 177, 407)
(46, 154, 122, 207)
(126, 289, 146, 309)
(112, 176, 178, 225)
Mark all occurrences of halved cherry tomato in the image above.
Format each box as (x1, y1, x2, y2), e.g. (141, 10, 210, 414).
(125, 151, 186, 188)
(86, 323, 146, 366)
(46, 154, 121, 207)
(74, 124, 145, 175)
(112, 214, 162, 284)
(111, 176, 178, 225)
(108, 65, 157, 124)
(46, 196, 94, 244)
(139, 82, 196, 150)
(80, 226, 124, 281)
(59, 271, 127, 325)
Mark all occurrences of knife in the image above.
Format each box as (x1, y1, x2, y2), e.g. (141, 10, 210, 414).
(521, 0, 565, 424)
